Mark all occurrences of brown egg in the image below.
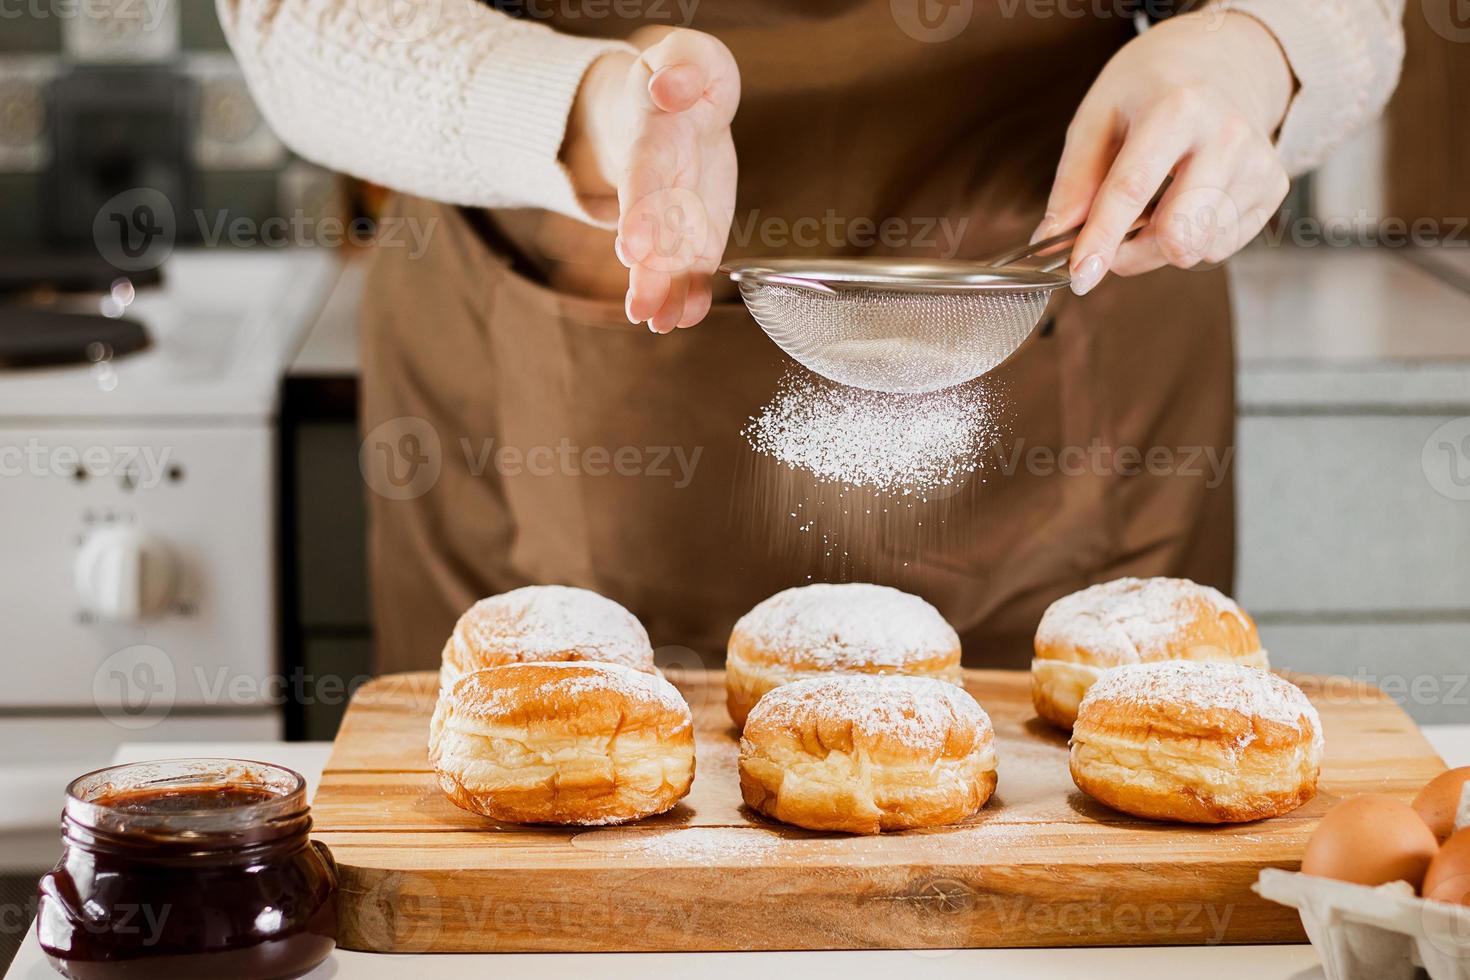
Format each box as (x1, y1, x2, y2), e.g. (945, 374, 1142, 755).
(1412, 767, 1470, 843)
(1424, 828, 1470, 906)
(1301, 794, 1440, 890)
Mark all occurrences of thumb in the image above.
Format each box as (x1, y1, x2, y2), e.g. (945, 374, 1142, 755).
(638, 30, 737, 118)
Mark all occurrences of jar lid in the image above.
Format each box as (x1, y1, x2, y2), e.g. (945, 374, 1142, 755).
(65, 758, 309, 845)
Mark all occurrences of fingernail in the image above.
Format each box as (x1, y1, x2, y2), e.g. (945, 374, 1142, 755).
(625, 291, 638, 324)
(1029, 214, 1057, 245)
(1070, 254, 1104, 296)
(647, 321, 659, 334)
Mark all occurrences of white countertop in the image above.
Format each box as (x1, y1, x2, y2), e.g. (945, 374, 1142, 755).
(7, 728, 1468, 980)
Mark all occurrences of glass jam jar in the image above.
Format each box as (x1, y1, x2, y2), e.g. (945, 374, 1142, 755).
(37, 759, 337, 980)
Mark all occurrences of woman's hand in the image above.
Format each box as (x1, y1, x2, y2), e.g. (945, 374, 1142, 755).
(1037, 12, 1294, 295)
(564, 27, 739, 332)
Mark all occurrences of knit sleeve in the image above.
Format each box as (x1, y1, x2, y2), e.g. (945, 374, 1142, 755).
(1209, 0, 1406, 175)
(216, 0, 636, 222)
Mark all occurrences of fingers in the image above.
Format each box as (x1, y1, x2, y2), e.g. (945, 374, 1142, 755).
(1068, 109, 1194, 295)
(648, 276, 689, 334)
(1112, 125, 1289, 278)
(1034, 100, 1118, 243)
(677, 278, 712, 328)
(626, 264, 671, 327)
(614, 29, 740, 333)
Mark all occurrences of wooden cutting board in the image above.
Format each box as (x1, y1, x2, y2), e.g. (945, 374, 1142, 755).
(313, 669, 1445, 952)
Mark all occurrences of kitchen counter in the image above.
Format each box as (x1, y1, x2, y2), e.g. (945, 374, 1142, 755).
(6, 728, 1468, 980)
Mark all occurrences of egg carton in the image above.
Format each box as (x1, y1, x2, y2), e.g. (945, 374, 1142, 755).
(1255, 869, 1470, 980)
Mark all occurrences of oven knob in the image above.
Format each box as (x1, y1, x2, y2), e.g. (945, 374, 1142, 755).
(75, 527, 179, 622)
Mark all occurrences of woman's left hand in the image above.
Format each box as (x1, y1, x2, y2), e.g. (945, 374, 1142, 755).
(1037, 11, 1294, 295)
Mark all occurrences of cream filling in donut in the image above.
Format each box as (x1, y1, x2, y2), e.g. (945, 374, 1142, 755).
(1030, 658, 1107, 720)
(742, 741, 997, 828)
(1033, 648, 1271, 721)
(432, 725, 694, 815)
(1070, 728, 1320, 803)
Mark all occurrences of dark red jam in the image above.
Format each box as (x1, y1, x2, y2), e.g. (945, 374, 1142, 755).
(37, 759, 337, 980)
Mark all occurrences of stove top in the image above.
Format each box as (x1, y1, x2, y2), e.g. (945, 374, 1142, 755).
(0, 248, 339, 420)
(0, 309, 151, 369)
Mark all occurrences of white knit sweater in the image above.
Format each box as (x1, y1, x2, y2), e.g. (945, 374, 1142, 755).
(217, 0, 1404, 222)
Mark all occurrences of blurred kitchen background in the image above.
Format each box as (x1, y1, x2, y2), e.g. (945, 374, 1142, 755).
(0, 0, 1467, 958)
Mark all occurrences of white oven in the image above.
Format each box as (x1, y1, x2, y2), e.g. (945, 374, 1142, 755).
(0, 248, 339, 863)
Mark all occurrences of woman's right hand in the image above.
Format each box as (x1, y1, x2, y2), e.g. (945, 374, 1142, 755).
(564, 28, 740, 333)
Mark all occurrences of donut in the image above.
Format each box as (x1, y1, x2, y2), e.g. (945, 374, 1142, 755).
(429, 662, 694, 825)
(738, 674, 997, 834)
(440, 585, 656, 690)
(1032, 577, 1268, 730)
(725, 583, 962, 727)
(1069, 661, 1322, 824)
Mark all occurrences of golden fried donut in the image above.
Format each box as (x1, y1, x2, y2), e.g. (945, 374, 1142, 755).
(440, 585, 656, 690)
(738, 674, 997, 834)
(1069, 661, 1322, 824)
(1032, 577, 1268, 730)
(726, 583, 962, 727)
(429, 662, 694, 825)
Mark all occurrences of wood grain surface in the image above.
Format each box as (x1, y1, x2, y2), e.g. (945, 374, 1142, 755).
(314, 669, 1445, 952)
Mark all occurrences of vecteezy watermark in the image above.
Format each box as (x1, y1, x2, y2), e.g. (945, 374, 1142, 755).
(993, 438, 1235, 489)
(360, 418, 705, 501)
(1422, 418, 1470, 501)
(94, 188, 176, 273)
(360, 416, 444, 502)
(0, 438, 173, 487)
(1310, 669, 1470, 711)
(195, 210, 437, 258)
(460, 437, 702, 489)
(729, 210, 971, 258)
(0, 0, 171, 30)
(497, 0, 699, 24)
(92, 651, 378, 730)
(890, 0, 973, 42)
(355, 0, 442, 43)
(1260, 212, 1470, 250)
(993, 0, 1228, 24)
(93, 645, 177, 730)
(94, 189, 440, 272)
(1421, 0, 1470, 43)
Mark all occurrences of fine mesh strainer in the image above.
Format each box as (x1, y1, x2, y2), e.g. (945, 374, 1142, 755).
(723, 225, 1082, 394)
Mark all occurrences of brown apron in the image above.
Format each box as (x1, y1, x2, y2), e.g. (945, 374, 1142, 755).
(359, 1, 1236, 672)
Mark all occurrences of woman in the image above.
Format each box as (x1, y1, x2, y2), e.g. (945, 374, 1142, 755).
(220, 0, 1403, 670)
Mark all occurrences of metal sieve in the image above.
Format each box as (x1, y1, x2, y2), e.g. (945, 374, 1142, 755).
(723, 226, 1081, 394)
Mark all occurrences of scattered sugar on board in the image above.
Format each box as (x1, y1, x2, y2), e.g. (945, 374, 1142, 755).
(625, 828, 789, 863)
(734, 583, 956, 668)
(744, 372, 1005, 495)
(751, 674, 990, 750)
(1084, 661, 1316, 732)
(1035, 577, 1251, 663)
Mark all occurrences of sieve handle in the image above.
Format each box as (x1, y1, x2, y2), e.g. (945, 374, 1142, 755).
(720, 266, 839, 295)
(985, 227, 1082, 274)
(988, 183, 1167, 276)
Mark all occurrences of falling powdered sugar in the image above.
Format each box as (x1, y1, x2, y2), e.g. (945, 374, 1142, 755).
(744, 373, 1005, 495)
